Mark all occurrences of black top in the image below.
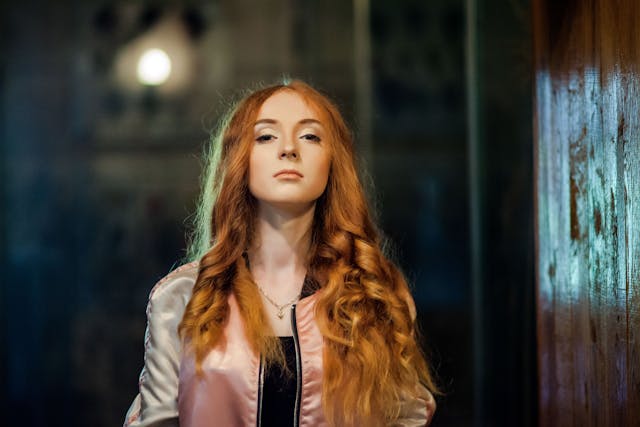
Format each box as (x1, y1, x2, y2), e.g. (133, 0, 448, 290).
(258, 274, 318, 426)
(260, 336, 298, 426)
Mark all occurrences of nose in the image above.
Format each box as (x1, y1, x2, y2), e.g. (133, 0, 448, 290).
(279, 137, 299, 160)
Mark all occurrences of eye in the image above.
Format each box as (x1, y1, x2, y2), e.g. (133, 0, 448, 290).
(301, 133, 321, 142)
(255, 134, 276, 143)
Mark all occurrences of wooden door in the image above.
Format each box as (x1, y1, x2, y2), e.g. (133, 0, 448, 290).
(533, 0, 640, 425)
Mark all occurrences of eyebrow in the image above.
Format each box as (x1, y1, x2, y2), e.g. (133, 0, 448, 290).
(254, 118, 323, 127)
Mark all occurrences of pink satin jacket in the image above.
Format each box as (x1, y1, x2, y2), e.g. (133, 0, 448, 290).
(124, 262, 436, 427)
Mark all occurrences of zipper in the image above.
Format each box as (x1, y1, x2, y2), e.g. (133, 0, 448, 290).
(257, 354, 265, 426)
(291, 304, 302, 427)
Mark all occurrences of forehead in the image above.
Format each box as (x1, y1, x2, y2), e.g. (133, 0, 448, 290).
(256, 90, 322, 122)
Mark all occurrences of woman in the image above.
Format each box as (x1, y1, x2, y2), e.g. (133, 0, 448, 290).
(124, 79, 439, 426)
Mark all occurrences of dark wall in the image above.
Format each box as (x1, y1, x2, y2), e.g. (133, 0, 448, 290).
(468, 0, 537, 425)
(370, 0, 472, 424)
(0, 0, 8, 420)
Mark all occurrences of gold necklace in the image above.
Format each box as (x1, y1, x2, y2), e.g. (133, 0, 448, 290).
(256, 284, 300, 319)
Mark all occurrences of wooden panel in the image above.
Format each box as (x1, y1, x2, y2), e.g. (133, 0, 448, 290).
(533, 0, 640, 425)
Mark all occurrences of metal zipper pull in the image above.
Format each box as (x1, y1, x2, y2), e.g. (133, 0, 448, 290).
(291, 304, 302, 427)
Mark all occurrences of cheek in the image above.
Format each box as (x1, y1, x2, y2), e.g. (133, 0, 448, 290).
(320, 150, 331, 176)
(312, 154, 331, 190)
(321, 157, 331, 182)
(324, 154, 331, 175)
(248, 151, 266, 192)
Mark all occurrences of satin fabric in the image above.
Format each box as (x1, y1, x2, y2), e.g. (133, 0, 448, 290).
(178, 292, 261, 427)
(124, 262, 436, 427)
(177, 289, 327, 427)
(294, 293, 326, 426)
(124, 262, 197, 427)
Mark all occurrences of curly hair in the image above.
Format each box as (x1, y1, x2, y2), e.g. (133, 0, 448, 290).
(178, 79, 439, 425)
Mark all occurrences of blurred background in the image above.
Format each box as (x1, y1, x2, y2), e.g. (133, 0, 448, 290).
(0, 0, 535, 426)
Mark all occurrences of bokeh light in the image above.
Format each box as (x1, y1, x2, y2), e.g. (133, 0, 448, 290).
(137, 48, 171, 86)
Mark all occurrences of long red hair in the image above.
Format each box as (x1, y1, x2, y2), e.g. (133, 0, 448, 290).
(179, 79, 439, 425)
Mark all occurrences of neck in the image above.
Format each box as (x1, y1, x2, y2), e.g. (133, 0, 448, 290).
(247, 202, 315, 278)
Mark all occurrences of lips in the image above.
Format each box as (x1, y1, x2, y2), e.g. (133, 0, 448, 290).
(274, 169, 303, 178)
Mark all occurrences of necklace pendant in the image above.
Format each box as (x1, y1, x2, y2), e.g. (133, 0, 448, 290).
(277, 309, 285, 319)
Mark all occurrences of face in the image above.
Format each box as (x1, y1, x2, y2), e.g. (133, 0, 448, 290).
(248, 90, 331, 211)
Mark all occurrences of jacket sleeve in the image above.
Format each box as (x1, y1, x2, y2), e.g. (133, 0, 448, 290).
(393, 383, 437, 426)
(124, 263, 197, 427)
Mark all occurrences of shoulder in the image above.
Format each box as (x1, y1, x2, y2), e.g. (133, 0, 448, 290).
(141, 261, 200, 354)
(146, 261, 199, 314)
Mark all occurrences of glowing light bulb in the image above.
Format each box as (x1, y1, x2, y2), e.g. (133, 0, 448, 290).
(137, 48, 172, 86)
